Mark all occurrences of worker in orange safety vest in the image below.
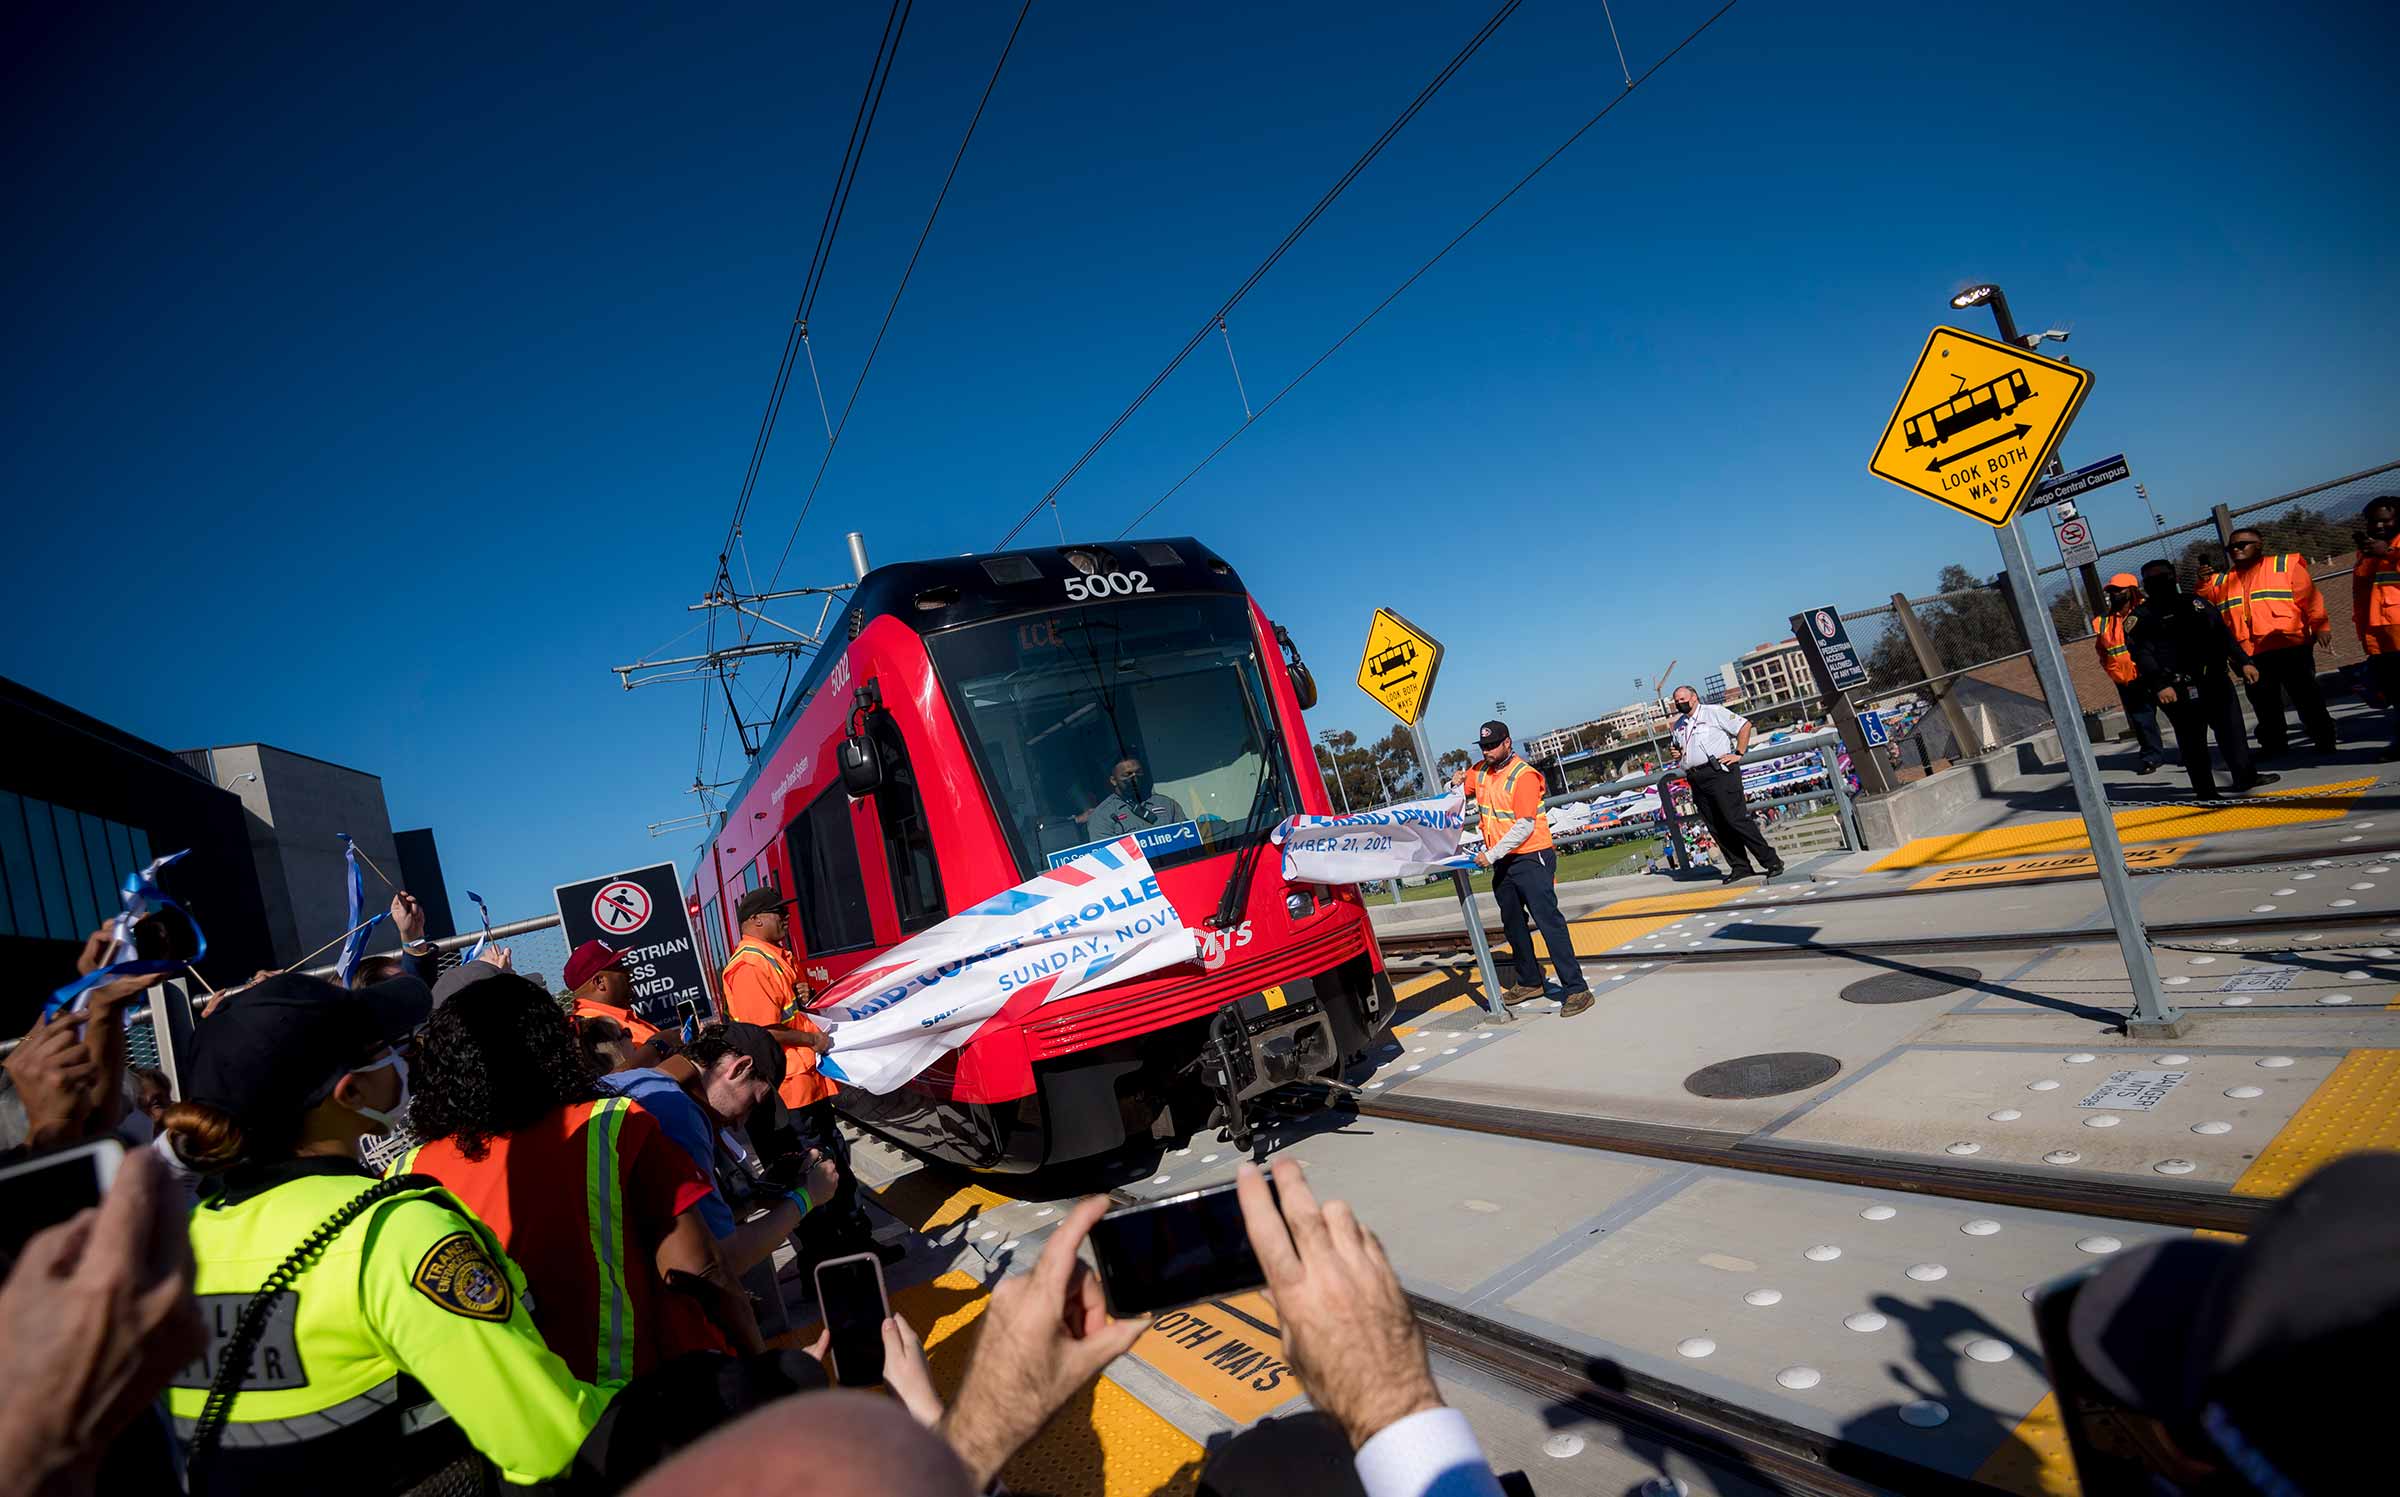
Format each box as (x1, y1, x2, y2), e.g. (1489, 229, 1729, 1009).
(2351, 495, 2400, 755)
(2206, 527, 2335, 759)
(2093, 572, 2164, 774)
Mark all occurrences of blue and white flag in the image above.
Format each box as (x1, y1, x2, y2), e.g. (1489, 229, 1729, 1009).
(336, 837, 381, 986)
(1272, 792, 1480, 884)
(45, 849, 207, 1018)
(811, 836, 1198, 1095)
(460, 889, 495, 963)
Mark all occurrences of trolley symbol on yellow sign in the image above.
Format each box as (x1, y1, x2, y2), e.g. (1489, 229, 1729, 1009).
(1356, 608, 1444, 725)
(1868, 325, 2092, 526)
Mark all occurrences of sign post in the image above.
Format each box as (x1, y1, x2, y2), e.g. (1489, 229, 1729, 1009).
(1789, 607, 1892, 799)
(554, 861, 714, 1030)
(1869, 327, 2183, 1038)
(1356, 611, 1509, 1022)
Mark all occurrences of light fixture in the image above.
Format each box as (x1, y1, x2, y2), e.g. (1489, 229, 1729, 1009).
(1950, 284, 1998, 309)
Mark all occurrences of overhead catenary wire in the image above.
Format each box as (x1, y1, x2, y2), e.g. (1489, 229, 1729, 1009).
(763, 0, 1038, 594)
(990, 0, 1525, 549)
(714, 0, 913, 582)
(1115, 0, 1742, 538)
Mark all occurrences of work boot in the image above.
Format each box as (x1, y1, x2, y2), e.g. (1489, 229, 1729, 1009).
(1557, 989, 1596, 1018)
(2228, 772, 2281, 793)
(1499, 983, 1547, 1006)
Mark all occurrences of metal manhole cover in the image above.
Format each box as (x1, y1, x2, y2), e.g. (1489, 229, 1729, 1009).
(1684, 1052, 1843, 1100)
(1840, 967, 1981, 1005)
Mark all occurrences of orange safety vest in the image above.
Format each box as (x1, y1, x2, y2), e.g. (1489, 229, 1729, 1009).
(2207, 553, 2326, 651)
(1462, 756, 1553, 858)
(721, 936, 836, 1110)
(2355, 551, 2400, 656)
(2092, 611, 2138, 684)
(569, 995, 659, 1045)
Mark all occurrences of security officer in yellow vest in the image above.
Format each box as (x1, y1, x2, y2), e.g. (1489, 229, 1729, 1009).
(161, 971, 605, 1494)
(1459, 721, 1593, 1017)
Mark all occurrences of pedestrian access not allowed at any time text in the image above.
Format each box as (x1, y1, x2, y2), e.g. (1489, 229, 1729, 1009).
(1868, 325, 2093, 525)
(1356, 608, 1444, 726)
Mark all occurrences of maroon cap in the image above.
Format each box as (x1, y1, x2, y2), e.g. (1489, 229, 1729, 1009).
(563, 939, 626, 991)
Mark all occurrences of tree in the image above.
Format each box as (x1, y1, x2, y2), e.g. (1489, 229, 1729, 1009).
(1370, 726, 1423, 799)
(1436, 747, 1469, 780)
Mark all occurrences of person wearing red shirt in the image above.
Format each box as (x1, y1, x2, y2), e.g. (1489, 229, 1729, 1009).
(400, 972, 759, 1390)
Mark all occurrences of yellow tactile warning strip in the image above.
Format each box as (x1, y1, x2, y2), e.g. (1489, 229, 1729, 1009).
(1910, 842, 2193, 889)
(1975, 1392, 2081, 1497)
(1868, 776, 2375, 870)
(1127, 1290, 1295, 1422)
(2228, 1048, 2400, 1199)
(781, 1269, 1204, 1495)
(1986, 1050, 2400, 1492)
(870, 1171, 1018, 1234)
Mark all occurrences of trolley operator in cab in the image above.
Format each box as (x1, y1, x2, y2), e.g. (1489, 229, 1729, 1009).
(1459, 721, 1593, 1017)
(2206, 527, 2336, 759)
(1670, 685, 1786, 884)
(1086, 756, 1184, 832)
(2095, 573, 2166, 775)
(161, 972, 603, 1493)
(720, 883, 893, 1272)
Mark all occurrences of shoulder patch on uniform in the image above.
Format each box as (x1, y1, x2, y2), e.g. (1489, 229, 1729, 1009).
(411, 1231, 513, 1323)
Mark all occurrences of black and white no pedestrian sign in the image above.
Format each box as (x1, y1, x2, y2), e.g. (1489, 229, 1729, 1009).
(554, 861, 710, 1026)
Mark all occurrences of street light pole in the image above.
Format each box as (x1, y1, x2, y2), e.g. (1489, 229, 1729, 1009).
(1953, 281, 2183, 1038)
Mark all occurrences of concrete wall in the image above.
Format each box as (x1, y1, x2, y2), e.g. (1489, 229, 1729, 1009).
(205, 744, 405, 966)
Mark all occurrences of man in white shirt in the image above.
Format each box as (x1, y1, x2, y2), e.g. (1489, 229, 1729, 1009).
(1669, 685, 1785, 883)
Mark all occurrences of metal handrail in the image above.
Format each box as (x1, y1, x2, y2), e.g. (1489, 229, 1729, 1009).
(300, 914, 563, 980)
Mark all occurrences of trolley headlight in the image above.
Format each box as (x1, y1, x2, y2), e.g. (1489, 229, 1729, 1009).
(1286, 890, 1316, 921)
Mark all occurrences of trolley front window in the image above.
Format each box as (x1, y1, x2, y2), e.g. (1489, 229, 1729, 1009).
(927, 594, 1299, 878)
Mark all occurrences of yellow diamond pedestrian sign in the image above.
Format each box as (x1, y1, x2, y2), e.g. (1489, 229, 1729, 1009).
(1868, 325, 2092, 526)
(1356, 608, 1443, 725)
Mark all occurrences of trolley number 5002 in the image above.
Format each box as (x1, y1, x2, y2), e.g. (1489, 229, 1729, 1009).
(1063, 570, 1155, 601)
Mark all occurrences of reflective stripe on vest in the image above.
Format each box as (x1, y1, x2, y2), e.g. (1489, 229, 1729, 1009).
(170, 1376, 407, 1446)
(585, 1096, 636, 1390)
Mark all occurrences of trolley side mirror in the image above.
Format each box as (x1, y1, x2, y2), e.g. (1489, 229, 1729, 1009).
(1274, 623, 1319, 711)
(840, 682, 886, 797)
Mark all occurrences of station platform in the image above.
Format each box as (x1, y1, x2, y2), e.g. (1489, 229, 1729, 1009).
(793, 733, 2400, 1496)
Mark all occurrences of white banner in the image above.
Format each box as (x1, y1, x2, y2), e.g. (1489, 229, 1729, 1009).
(810, 836, 1199, 1095)
(1273, 793, 1480, 883)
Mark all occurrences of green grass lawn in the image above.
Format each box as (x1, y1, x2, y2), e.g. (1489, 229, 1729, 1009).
(1391, 835, 1666, 901)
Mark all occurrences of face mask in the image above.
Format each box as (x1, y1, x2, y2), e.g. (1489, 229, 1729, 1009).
(347, 1051, 410, 1130)
(2144, 574, 2179, 602)
(1115, 770, 1147, 800)
(1676, 699, 1697, 716)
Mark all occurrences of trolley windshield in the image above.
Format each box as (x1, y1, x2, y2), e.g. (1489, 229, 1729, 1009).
(926, 594, 1298, 878)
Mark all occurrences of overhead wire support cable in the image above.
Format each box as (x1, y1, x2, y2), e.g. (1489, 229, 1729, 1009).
(763, 0, 1037, 593)
(1116, 0, 1742, 537)
(992, 0, 1524, 548)
(1218, 318, 1254, 421)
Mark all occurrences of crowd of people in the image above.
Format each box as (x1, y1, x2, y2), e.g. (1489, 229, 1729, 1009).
(2091, 503, 2400, 798)
(0, 883, 1517, 1497)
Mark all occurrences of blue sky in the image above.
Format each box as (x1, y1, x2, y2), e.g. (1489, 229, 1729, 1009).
(5, 1, 2394, 921)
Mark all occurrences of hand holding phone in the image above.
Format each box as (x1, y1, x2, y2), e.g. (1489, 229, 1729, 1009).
(0, 1138, 124, 1268)
(812, 1251, 890, 1387)
(1087, 1180, 1270, 1315)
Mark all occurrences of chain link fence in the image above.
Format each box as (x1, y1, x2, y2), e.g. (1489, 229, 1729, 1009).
(1828, 460, 2400, 776)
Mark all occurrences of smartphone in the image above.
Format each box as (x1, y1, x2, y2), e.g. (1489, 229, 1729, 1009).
(131, 908, 199, 964)
(1087, 1179, 1270, 1316)
(2030, 1270, 2168, 1496)
(0, 1138, 124, 1270)
(813, 1250, 889, 1388)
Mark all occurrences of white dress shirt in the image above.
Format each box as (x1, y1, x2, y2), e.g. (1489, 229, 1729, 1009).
(1354, 1408, 1505, 1497)
(1672, 703, 1750, 769)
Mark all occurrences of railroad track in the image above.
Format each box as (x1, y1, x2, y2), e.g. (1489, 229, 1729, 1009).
(1378, 904, 2400, 970)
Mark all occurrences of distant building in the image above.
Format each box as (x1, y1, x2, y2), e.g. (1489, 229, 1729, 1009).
(1737, 639, 1812, 707)
(1702, 662, 1741, 704)
(1, 676, 274, 1030)
(177, 745, 448, 967)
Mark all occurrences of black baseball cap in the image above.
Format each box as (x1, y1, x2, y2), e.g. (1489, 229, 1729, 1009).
(185, 971, 431, 1134)
(712, 1020, 787, 1090)
(1477, 720, 1509, 750)
(735, 883, 792, 924)
(2065, 1151, 2400, 1489)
